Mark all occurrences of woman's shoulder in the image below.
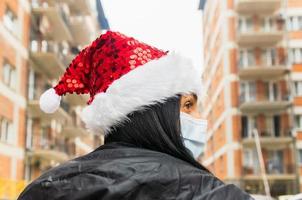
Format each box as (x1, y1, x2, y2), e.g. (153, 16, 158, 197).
(18, 144, 253, 200)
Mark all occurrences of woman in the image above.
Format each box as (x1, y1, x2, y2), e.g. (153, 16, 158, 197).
(18, 31, 253, 200)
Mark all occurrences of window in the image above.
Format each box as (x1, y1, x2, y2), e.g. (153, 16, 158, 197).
(238, 49, 254, 69)
(299, 149, 302, 165)
(0, 117, 14, 144)
(262, 17, 274, 32)
(267, 150, 283, 174)
(3, 6, 18, 33)
(263, 82, 279, 101)
(295, 115, 302, 129)
(238, 17, 253, 33)
(273, 115, 281, 137)
(241, 115, 257, 138)
(294, 81, 302, 96)
(240, 82, 256, 103)
(2, 60, 16, 90)
(299, 16, 302, 30)
(289, 48, 302, 64)
(287, 16, 302, 31)
(243, 149, 253, 167)
(262, 48, 277, 66)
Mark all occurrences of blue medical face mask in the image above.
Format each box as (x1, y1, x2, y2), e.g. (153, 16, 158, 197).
(180, 112, 208, 159)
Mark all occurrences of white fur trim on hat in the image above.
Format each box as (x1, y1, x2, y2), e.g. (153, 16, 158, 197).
(81, 52, 203, 134)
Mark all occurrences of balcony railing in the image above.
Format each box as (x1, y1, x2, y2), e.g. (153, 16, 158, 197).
(238, 56, 286, 70)
(235, 0, 281, 14)
(27, 137, 73, 167)
(241, 129, 293, 148)
(237, 27, 283, 46)
(242, 129, 292, 139)
(239, 92, 290, 104)
(243, 164, 295, 177)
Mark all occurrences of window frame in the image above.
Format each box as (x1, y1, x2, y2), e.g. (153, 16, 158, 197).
(3, 5, 18, 33)
(299, 149, 302, 166)
(2, 59, 17, 90)
(0, 117, 14, 144)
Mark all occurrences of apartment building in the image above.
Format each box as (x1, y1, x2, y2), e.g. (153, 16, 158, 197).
(0, 0, 30, 199)
(0, 0, 107, 199)
(26, 0, 104, 180)
(200, 0, 302, 196)
(288, 0, 302, 195)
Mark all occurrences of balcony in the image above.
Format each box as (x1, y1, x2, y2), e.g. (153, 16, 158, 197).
(62, 126, 87, 138)
(30, 40, 67, 79)
(26, 135, 74, 169)
(240, 100, 291, 113)
(62, 0, 93, 15)
(237, 30, 283, 47)
(242, 135, 293, 149)
(243, 164, 295, 181)
(238, 65, 289, 80)
(65, 94, 89, 106)
(32, 6, 72, 41)
(239, 91, 291, 113)
(62, 118, 88, 138)
(27, 148, 69, 164)
(68, 16, 97, 46)
(27, 145, 69, 170)
(235, 0, 281, 14)
(27, 100, 71, 122)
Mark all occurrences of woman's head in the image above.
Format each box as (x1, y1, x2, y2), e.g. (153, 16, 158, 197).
(105, 94, 209, 172)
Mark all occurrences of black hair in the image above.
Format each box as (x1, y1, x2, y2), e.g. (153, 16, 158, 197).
(105, 95, 210, 172)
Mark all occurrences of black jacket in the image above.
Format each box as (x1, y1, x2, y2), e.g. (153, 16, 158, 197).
(18, 143, 253, 200)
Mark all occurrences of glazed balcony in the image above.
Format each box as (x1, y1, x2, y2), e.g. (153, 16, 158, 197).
(235, 0, 281, 14)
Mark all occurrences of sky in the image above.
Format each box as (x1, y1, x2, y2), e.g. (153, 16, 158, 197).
(100, 0, 204, 71)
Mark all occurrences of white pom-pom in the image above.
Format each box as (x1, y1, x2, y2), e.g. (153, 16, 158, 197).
(39, 88, 61, 113)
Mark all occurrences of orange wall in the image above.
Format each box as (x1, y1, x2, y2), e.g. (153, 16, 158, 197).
(288, 0, 302, 8)
(0, 95, 14, 120)
(0, 155, 11, 179)
(234, 149, 242, 177)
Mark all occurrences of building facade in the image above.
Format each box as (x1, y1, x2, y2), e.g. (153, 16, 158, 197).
(200, 0, 302, 197)
(0, 0, 107, 199)
(0, 0, 30, 198)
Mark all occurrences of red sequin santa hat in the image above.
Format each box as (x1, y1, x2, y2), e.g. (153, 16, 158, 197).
(39, 31, 203, 134)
